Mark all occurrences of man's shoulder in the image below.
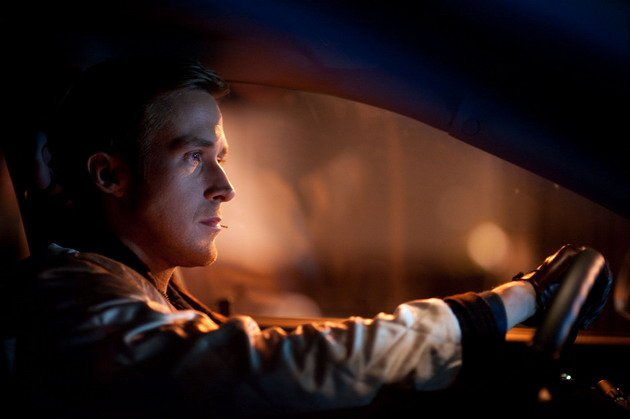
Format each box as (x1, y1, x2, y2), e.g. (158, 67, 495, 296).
(3, 243, 159, 337)
(16, 243, 154, 296)
(20, 243, 77, 269)
(25, 243, 137, 275)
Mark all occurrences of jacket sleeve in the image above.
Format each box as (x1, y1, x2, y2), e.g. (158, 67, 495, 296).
(14, 248, 464, 416)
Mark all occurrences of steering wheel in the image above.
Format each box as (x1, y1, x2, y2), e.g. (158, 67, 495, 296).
(519, 248, 610, 411)
(364, 248, 616, 416)
(529, 247, 606, 361)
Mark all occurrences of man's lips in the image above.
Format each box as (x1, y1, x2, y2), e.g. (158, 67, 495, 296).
(200, 217, 228, 229)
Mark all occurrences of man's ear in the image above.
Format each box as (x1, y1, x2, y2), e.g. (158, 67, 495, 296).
(86, 152, 130, 197)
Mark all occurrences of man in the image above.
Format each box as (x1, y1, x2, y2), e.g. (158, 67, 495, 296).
(3, 57, 612, 417)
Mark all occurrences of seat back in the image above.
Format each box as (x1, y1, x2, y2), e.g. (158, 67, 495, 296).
(0, 145, 29, 265)
(0, 143, 30, 407)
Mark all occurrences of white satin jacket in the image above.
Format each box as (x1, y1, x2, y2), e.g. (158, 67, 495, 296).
(5, 243, 468, 417)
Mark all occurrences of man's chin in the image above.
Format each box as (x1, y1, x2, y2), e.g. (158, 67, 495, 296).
(178, 248, 218, 268)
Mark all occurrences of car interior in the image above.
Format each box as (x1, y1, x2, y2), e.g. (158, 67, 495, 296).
(2, 0, 629, 415)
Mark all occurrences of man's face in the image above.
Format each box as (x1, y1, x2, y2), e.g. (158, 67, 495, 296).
(118, 89, 235, 270)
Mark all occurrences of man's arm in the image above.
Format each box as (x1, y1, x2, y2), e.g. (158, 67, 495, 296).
(492, 280, 537, 329)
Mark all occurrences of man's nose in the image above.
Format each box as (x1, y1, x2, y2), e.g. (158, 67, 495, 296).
(204, 165, 236, 202)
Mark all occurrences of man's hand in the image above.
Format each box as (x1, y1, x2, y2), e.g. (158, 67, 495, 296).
(513, 244, 613, 329)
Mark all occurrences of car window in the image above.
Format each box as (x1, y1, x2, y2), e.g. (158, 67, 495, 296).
(178, 83, 630, 333)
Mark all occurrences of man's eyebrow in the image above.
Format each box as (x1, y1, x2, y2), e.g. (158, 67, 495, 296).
(169, 136, 217, 150)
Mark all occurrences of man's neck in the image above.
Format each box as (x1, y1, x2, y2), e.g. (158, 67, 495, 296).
(118, 238, 176, 295)
(148, 267, 176, 296)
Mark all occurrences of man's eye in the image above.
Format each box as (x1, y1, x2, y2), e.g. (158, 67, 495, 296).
(187, 152, 202, 163)
(217, 155, 227, 165)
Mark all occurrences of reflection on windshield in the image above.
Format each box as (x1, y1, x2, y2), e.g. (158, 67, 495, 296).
(179, 83, 630, 333)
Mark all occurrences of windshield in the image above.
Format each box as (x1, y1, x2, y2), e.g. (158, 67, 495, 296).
(178, 83, 630, 334)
